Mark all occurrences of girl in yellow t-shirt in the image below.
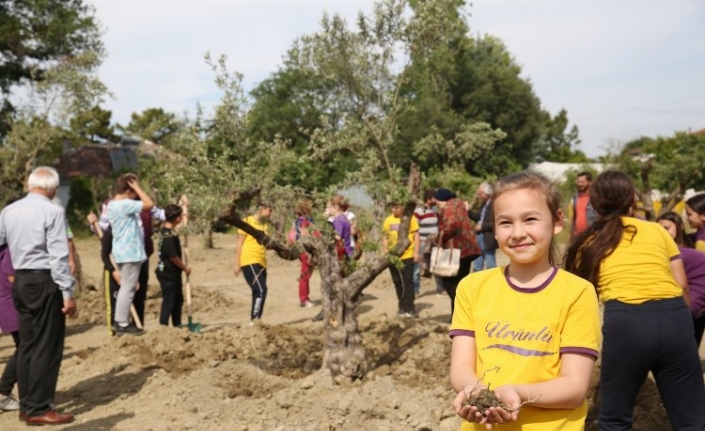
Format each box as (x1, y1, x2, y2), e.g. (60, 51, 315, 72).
(382, 202, 420, 317)
(233, 203, 272, 326)
(565, 170, 705, 430)
(450, 171, 600, 431)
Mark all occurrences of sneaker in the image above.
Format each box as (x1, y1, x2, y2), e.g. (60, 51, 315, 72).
(0, 394, 19, 411)
(114, 324, 144, 336)
(300, 301, 314, 308)
(312, 310, 324, 322)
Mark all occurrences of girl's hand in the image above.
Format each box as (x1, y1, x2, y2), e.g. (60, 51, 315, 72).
(452, 385, 520, 429)
(453, 385, 489, 425)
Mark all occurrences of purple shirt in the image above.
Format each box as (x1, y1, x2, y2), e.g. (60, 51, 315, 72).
(680, 246, 705, 318)
(332, 214, 354, 257)
(0, 245, 19, 334)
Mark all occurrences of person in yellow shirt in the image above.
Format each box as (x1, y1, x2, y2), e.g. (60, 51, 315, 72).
(382, 202, 420, 317)
(450, 171, 600, 431)
(233, 203, 272, 326)
(565, 170, 705, 430)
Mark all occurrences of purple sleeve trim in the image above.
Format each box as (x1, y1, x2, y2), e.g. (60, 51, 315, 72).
(449, 329, 475, 338)
(560, 347, 599, 358)
(670, 254, 681, 261)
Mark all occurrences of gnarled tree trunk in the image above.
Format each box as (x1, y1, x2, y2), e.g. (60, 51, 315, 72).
(221, 200, 416, 382)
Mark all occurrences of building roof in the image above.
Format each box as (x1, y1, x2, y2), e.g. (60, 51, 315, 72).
(54, 144, 138, 179)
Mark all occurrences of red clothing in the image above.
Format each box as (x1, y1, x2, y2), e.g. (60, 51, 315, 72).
(437, 198, 481, 258)
(573, 192, 590, 236)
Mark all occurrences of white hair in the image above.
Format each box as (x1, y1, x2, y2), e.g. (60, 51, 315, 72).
(27, 166, 60, 191)
(479, 181, 492, 195)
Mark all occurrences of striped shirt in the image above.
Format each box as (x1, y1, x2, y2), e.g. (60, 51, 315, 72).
(413, 205, 439, 249)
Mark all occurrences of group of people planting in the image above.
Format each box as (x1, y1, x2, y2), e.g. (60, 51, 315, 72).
(1, 166, 705, 429)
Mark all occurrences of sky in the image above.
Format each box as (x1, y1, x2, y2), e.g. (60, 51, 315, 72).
(90, 0, 705, 159)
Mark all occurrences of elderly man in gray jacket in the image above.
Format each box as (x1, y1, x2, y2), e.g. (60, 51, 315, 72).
(0, 166, 76, 425)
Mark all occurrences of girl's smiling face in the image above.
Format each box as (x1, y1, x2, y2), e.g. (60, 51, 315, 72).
(657, 219, 677, 240)
(493, 188, 563, 267)
(685, 205, 705, 229)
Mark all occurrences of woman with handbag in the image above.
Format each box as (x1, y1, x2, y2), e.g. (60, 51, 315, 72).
(432, 188, 481, 318)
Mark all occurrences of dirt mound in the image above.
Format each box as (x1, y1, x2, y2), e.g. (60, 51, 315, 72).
(0, 235, 689, 430)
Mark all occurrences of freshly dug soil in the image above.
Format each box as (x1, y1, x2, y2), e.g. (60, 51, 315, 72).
(0, 233, 693, 430)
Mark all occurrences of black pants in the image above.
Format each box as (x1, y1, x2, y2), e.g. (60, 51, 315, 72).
(0, 331, 19, 396)
(694, 314, 705, 348)
(158, 276, 183, 327)
(599, 297, 705, 430)
(389, 258, 415, 314)
(104, 269, 119, 331)
(242, 264, 267, 320)
(134, 259, 149, 325)
(441, 255, 475, 316)
(12, 272, 65, 417)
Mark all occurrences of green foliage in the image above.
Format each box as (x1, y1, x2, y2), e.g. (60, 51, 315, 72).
(248, 67, 354, 189)
(151, 54, 299, 242)
(534, 109, 589, 163)
(69, 104, 115, 143)
(65, 176, 96, 235)
(0, 46, 108, 205)
(117, 107, 183, 145)
(0, 0, 104, 135)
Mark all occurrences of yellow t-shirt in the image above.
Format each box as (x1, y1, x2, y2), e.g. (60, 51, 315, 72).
(237, 215, 269, 268)
(450, 267, 601, 431)
(597, 217, 682, 304)
(382, 214, 419, 260)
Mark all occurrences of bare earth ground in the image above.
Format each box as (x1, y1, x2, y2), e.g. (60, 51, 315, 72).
(0, 233, 698, 430)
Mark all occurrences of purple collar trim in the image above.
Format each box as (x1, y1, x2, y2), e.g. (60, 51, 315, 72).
(504, 266, 558, 293)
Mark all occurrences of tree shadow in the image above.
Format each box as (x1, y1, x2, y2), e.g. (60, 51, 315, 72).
(59, 412, 134, 431)
(58, 363, 159, 416)
(368, 320, 431, 368)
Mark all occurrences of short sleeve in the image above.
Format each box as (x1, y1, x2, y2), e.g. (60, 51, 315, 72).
(450, 275, 476, 337)
(410, 216, 419, 233)
(659, 225, 680, 259)
(124, 199, 143, 215)
(559, 283, 601, 357)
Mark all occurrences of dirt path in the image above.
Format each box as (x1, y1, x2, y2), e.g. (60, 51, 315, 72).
(0, 233, 696, 430)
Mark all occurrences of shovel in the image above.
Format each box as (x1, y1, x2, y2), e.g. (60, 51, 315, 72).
(182, 233, 201, 333)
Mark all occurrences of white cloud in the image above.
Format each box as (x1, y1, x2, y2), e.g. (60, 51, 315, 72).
(90, 0, 705, 158)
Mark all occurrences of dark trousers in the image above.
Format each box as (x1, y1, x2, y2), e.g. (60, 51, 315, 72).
(389, 258, 415, 314)
(694, 314, 705, 348)
(135, 259, 149, 325)
(12, 272, 65, 416)
(158, 276, 183, 327)
(441, 255, 475, 316)
(0, 331, 19, 395)
(242, 264, 267, 320)
(599, 297, 705, 431)
(104, 269, 119, 331)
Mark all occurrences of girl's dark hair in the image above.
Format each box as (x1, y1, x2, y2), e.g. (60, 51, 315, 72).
(564, 170, 637, 287)
(164, 204, 183, 222)
(686, 193, 705, 215)
(492, 171, 563, 266)
(115, 173, 138, 194)
(656, 211, 692, 247)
